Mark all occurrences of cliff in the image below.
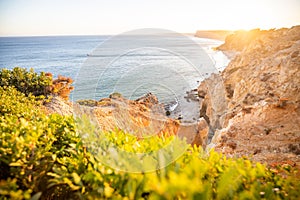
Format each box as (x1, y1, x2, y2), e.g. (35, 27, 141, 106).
(194, 30, 233, 40)
(45, 93, 208, 146)
(216, 29, 270, 51)
(199, 26, 300, 164)
(75, 93, 180, 137)
(43, 96, 73, 115)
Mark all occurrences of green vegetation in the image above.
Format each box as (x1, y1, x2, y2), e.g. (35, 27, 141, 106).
(0, 67, 52, 98)
(109, 92, 123, 99)
(77, 99, 99, 107)
(0, 68, 300, 199)
(0, 67, 74, 101)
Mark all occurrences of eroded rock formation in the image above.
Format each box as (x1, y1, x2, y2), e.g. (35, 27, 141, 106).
(74, 93, 180, 137)
(43, 96, 73, 116)
(200, 26, 300, 164)
(44, 90, 208, 146)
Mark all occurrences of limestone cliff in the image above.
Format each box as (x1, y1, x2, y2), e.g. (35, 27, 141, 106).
(75, 93, 180, 137)
(44, 91, 208, 147)
(199, 26, 300, 164)
(75, 93, 208, 146)
(43, 96, 73, 116)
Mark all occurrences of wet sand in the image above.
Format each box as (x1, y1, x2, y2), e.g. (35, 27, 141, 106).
(169, 89, 200, 123)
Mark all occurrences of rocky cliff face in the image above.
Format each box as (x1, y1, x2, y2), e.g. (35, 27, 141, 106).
(43, 96, 73, 116)
(199, 26, 300, 164)
(75, 93, 208, 146)
(44, 92, 209, 147)
(84, 93, 180, 137)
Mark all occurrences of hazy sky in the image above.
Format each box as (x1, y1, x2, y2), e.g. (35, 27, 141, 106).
(0, 0, 299, 36)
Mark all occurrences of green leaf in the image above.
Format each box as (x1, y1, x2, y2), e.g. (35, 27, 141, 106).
(9, 162, 22, 167)
(72, 172, 81, 185)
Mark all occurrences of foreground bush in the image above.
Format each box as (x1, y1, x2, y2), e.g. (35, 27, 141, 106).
(0, 67, 52, 97)
(0, 86, 300, 199)
(0, 67, 74, 100)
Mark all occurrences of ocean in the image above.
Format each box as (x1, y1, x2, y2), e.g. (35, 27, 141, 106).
(0, 35, 101, 78)
(0, 33, 229, 121)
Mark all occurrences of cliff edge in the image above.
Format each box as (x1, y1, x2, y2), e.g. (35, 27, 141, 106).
(199, 26, 300, 165)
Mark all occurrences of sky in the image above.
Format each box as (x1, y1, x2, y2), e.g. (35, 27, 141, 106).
(0, 0, 299, 36)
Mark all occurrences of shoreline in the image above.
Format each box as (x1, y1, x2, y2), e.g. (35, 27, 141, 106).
(165, 38, 230, 123)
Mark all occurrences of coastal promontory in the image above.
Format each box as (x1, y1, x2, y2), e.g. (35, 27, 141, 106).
(199, 26, 300, 165)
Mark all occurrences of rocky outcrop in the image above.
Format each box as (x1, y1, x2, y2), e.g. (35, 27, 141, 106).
(200, 25, 300, 164)
(210, 103, 300, 164)
(74, 93, 180, 138)
(177, 118, 209, 148)
(44, 91, 208, 146)
(216, 28, 272, 52)
(75, 93, 209, 146)
(198, 73, 228, 133)
(192, 118, 209, 148)
(43, 96, 73, 116)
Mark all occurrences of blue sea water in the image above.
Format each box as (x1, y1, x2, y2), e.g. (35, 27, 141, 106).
(0, 34, 229, 120)
(0, 35, 103, 78)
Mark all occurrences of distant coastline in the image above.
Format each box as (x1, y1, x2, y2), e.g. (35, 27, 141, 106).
(194, 30, 233, 41)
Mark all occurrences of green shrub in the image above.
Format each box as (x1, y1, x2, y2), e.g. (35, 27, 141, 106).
(0, 67, 74, 101)
(0, 82, 300, 200)
(109, 92, 123, 99)
(0, 86, 41, 120)
(0, 86, 78, 199)
(145, 148, 300, 199)
(0, 67, 52, 98)
(76, 99, 98, 107)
